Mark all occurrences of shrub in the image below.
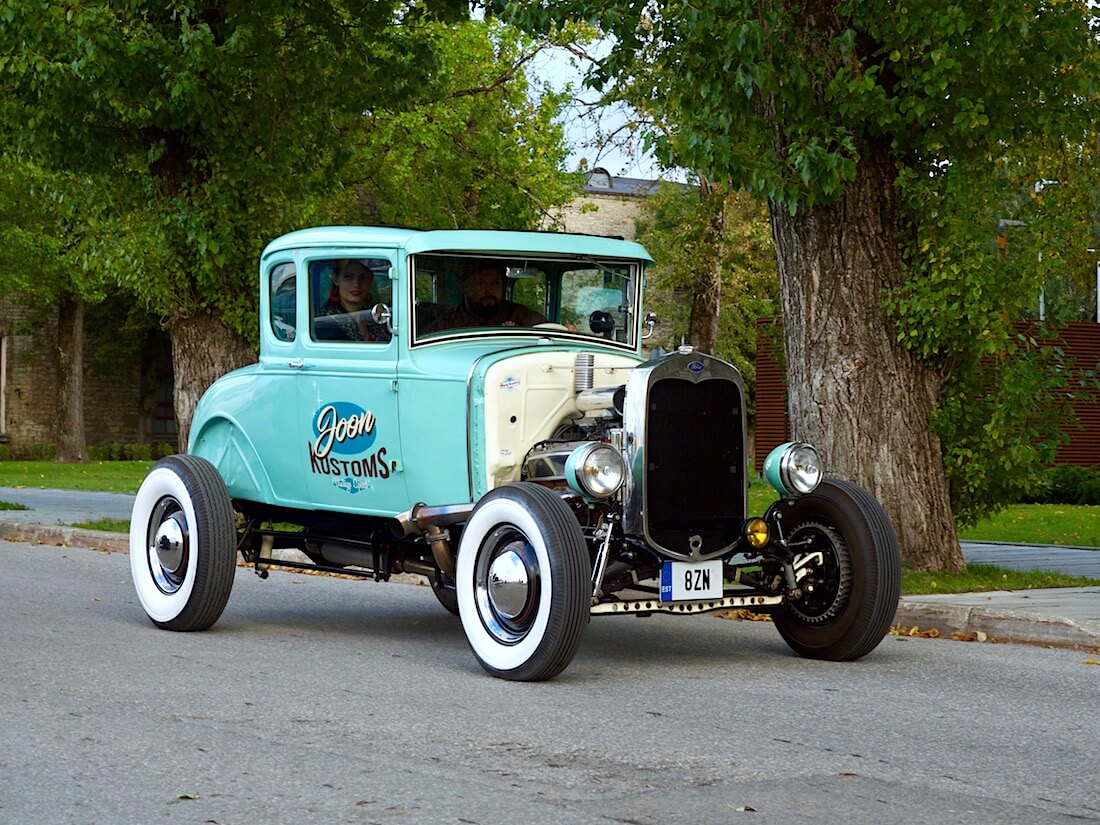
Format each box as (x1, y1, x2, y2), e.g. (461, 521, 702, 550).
(1046, 465, 1100, 506)
(1021, 465, 1100, 506)
(128, 443, 152, 461)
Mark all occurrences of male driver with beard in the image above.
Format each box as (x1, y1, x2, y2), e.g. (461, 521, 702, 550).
(445, 261, 547, 328)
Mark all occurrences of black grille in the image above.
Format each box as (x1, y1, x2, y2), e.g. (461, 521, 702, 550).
(645, 377, 745, 556)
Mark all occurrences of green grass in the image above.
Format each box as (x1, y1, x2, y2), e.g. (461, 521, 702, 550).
(960, 504, 1100, 548)
(902, 563, 1100, 595)
(71, 517, 131, 532)
(748, 480, 1100, 594)
(0, 460, 153, 493)
(0, 500, 30, 510)
(752, 482, 1099, 548)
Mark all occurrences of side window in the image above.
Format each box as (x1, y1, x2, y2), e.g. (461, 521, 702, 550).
(269, 262, 297, 342)
(309, 257, 393, 344)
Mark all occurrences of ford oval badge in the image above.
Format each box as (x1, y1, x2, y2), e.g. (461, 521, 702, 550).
(688, 360, 705, 373)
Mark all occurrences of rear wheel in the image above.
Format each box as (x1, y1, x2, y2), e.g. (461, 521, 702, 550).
(431, 576, 460, 616)
(771, 479, 900, 661)
(129, 455, 237, 631)
(456, 483, 591, 681)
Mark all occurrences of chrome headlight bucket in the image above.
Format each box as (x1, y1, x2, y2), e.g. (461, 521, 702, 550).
(763, 442, 823, 497)
(565, 442, 626, 499)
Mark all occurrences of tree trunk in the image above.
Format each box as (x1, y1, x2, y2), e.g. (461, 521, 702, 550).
(768, 141, 964, 572)
(55, 291, 86, 463)
(170, 312, 256, 452)
(687, 178, 723, 354)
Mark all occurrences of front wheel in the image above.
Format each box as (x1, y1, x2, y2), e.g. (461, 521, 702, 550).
(771, 479, 901, 661)
(129, 455, 237, 631)
(456, 483, 591, 681)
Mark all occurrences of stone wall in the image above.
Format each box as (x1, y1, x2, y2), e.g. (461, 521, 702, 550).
(553, 193, 646, 241)
(1, 297, 58, 452)
(1, 294, 161, 457)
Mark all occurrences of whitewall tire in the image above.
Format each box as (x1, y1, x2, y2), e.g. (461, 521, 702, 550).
(456, 483, 590, 681)
(129, 455, 237, 631)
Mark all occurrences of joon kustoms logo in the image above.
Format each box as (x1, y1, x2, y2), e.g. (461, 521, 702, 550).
(311, 402, 377, 457)
(307, 402, 391, 486)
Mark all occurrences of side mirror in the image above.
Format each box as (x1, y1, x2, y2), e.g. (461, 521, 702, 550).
(642, 311, 658, 340)
(588, 310, 616, 337)
(371, 303, 393, 332)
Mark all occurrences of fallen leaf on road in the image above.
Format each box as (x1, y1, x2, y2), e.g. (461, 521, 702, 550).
(889, 625, 941, 638)
(1084, 658, 1099, 666)
(177, 793, 199, 801)
(839, 771, 860, 777)
(952, 632, 977, 642)
(719, 609, 772, 622)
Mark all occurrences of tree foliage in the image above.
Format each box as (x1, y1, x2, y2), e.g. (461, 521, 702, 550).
(3, 1, 464, 336)
(0, 2, 579, 442)
(335, 20, 580, 230)
(635, 181, 778, 398)
(0, 2, 577, 330)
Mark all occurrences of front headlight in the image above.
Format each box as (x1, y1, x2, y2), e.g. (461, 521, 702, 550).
(565, 442, 626, 499)
(763, 442, 823, 497)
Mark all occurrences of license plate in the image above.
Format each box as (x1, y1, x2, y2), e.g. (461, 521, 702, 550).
(660, 560, 723, 602)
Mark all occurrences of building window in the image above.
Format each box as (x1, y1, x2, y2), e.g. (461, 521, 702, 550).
(152, 378, 177, 439)
(587, 169, 612, 190)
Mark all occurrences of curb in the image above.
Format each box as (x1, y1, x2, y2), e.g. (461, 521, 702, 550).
(895, 599, 1100, 652)
(4, 521, 1099, 651)
(0, 522, 129, 554)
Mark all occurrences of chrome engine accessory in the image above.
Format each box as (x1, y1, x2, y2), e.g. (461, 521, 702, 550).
(574, 352, 594, 392)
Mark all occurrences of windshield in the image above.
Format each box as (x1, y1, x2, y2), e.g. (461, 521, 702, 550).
(410, 253, 641, 347)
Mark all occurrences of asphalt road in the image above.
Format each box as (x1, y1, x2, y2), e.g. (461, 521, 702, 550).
(2, 541, 1098, 825)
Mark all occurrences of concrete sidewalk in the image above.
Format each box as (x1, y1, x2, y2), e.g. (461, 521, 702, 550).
(1, 485, 1098, 651)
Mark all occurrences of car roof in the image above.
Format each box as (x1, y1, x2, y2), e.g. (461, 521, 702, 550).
(261, 226, 654, 263)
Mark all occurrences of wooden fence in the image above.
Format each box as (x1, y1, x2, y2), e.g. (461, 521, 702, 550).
(753, 319, 1100, 473)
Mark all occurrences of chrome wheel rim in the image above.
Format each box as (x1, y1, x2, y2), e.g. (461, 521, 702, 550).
(146, 497, 190, 595)
(474, 526, 541, 645)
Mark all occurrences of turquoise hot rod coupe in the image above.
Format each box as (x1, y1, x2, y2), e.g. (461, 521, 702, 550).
(129, 226, 901, 681)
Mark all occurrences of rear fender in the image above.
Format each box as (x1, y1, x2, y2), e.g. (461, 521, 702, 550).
(189, 416, 274, 504)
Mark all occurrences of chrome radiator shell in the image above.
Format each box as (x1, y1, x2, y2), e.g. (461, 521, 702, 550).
(621, 351, 748, 561)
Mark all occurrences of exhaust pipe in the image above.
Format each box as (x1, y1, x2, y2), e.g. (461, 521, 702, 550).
(392, 502, 473, 579)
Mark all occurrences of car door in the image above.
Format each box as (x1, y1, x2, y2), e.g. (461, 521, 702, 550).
(245, 257, 309, 507)
(297, 252, 407, 516)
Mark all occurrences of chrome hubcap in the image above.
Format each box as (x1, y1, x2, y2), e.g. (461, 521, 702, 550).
(475, 528, 541, 645)
(146, 498, 190, 595)
(487, 548, 531, 620)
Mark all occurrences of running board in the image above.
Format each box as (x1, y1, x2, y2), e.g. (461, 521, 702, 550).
(591, 593, 783, 616)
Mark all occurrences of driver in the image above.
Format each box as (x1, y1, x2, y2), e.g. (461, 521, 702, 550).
(446, 262, 547, 328)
